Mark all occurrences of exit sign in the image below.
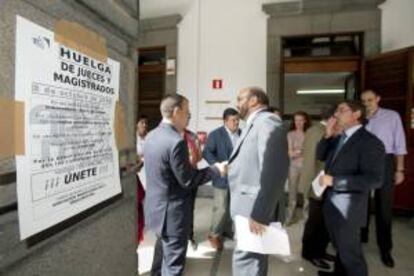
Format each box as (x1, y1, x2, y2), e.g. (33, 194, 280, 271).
(212, 79, 223, 89)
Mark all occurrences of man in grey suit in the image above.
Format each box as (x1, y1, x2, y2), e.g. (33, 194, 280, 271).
(228, 87, 289, 276)
(144, 94, 227, 276)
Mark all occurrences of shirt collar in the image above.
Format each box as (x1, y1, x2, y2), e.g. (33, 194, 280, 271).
(369, 107, 383, 119)
(225, 126, 239, 137)
(246, 107, 266, 126)
(162, 118, 173, 125)
(344, 124, 363, 139)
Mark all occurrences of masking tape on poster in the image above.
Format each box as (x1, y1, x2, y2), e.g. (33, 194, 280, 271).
(0, 97, 25, 158)
(114, 101, 130, 150)
(0, 98, 129, 157)
(54, 20, 107, 62)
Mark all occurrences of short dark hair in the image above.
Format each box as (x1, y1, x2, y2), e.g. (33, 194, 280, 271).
(223, 108, 239, 120)
(137, 114, 148, 123)
(339, 100, 367, 125)
(247, 87, 269, 106)
(320, 105, 336, 121)
(289, 111, 311, 131)
(361, 89, 379, 96)
(160, 94, 187, 118)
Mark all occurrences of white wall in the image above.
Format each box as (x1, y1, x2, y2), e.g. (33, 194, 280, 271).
(381, 0, 414, 52)
(178, 0, 267, 132)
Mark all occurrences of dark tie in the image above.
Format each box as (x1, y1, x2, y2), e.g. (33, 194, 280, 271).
(333, 133, 347, 160)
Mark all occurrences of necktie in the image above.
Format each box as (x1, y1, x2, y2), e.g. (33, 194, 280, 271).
(333, 133, 347, 160)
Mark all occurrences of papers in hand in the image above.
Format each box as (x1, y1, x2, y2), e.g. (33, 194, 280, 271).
(312, 170, 326, 197)
(235, 215, 291, 256)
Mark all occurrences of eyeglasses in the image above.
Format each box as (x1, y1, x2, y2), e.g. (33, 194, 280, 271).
(335, 107, 352, 114)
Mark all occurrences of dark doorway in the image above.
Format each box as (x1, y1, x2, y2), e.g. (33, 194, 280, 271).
(364, 47, 414, 211)
(137, 46, 166, 130)
(281, 32, 363, 118)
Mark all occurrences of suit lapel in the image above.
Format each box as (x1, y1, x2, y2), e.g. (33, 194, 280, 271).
(228, 123, 253, 163)
(228, 111, 265, 163)
(329, 128, 364, 169)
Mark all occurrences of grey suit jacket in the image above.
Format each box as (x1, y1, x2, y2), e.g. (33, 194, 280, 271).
(228, 111, 289, 225)
(143, 123, 218, 237)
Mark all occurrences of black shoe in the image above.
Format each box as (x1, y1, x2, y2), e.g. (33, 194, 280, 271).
(360, 227, 369, 243)
(381, 252, 395, 268)
(305, 258, 331, 270)
(322, 253, 336, 262)
(317, 271, 335, 276)
(223, 232, 234, 240)
(361, 234, 368, 243)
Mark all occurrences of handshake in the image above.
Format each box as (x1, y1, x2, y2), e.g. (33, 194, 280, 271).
(214, 161, 229, 177)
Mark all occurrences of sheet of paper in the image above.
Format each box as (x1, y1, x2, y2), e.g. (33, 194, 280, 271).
(312, 170, 326, 197)
(235, 215, 291, 256)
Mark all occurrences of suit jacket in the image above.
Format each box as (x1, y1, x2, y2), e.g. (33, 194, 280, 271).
(317, 127, 385, 227)
(203, 126, 240, 189)
(143, 123, 218, 237)
(298, 122, 326, 199)
(228, 111, 289, 225)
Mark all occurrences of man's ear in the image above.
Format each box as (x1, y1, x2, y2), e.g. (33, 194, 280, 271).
(172, 106, 180, 118)
(354, 110, 362, 121)
(249, 95, 258, 106)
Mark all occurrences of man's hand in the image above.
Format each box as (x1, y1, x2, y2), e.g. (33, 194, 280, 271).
(319, 174, 333, 187)
(249, 218, 266, 236)
(325, 117, 338, 138)
(395, 171, 405, 185)
(214, 161, 228, 177)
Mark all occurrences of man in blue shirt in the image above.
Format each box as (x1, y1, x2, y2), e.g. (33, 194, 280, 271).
(203, 108, 240, 250)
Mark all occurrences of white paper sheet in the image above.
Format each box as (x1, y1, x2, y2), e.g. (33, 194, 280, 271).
(235, 215, 291, 256)
(312, 170, 327, 197)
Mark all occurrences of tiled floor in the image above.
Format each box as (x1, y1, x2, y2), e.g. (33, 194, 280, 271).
(138, 198, 414, 276)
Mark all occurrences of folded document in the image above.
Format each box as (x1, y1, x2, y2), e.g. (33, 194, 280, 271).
(312, 170, 327, 197)
(235, 215, 291, 256)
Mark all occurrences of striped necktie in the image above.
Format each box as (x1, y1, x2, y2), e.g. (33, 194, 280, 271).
(333, 133, 347, 160)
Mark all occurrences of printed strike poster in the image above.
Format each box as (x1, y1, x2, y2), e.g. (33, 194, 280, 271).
(15, 16, 122, 239)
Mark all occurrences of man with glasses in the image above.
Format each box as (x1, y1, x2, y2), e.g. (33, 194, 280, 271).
(360, 89, 407, 267)
(317, 101, 385, 276)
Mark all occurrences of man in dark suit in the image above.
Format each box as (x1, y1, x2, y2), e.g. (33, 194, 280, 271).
(144, 94, 227, 276)
(203, 107, 240, 249)
(316, 100, 385, 276)
(300, 106, 336, 270)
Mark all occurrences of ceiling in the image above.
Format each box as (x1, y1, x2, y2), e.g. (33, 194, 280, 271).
(139, 0, 299, 19)
(139, 0, 192, 19)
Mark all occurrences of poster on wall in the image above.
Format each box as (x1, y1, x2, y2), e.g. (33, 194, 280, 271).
(15, 16, 122, 239)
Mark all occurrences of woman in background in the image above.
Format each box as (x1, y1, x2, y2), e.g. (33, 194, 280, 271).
(136, 115, 148, 169)
(285, 111, 311, 225)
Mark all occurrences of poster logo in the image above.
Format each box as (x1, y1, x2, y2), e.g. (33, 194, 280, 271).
(32, 36, 50, 49)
